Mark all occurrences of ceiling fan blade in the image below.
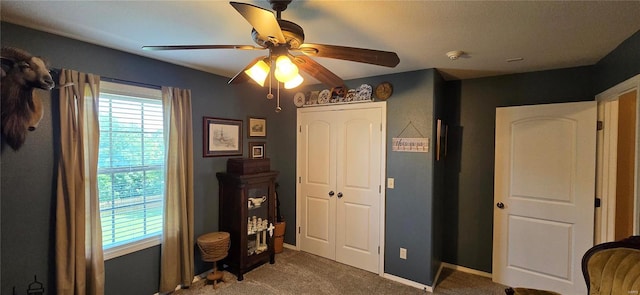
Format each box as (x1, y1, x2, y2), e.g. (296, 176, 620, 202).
(142, 45, 263, 50)
(230, 2, 286, 44)
(296, 43, 400, 67)
(228, 56, 267, 85)
(293, 55, 345, 88)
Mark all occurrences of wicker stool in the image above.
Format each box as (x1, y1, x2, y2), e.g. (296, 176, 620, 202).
(197, 232, 230, 288)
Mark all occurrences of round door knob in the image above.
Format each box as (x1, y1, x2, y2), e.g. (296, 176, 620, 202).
(329, 191, 335, 197)
(337, 192, 343, 198)
(496, 202, 505, 209)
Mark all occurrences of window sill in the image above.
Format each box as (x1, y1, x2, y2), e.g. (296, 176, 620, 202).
(104, 235, 161, 260)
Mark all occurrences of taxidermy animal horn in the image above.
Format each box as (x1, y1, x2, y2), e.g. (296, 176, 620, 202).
(1, 47, 54, 151)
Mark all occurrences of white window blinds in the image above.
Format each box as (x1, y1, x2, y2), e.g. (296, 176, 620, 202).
(97, 81, 165, 257)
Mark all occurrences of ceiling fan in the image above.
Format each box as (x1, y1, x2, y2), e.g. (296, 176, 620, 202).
(142, 0, 400, 90)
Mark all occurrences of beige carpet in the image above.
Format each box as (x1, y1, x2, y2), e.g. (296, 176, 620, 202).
(174, 249, 508, 295)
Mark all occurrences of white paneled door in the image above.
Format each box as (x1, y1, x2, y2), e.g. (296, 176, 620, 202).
(298, 103, 385, 274)
(493, 101, 596, 294)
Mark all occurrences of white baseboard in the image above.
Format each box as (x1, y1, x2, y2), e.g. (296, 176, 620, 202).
(382, 273, 433, 292)
(283, 242, 297, 250)
(379, 262, 491, 294)
(154, 269, 213, 295)
(441, 262, 492, 278)
(432, 263, 444, 289)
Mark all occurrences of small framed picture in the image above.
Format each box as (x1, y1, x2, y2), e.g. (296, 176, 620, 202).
(203, 117, 243, 157)
(249, 142, 266, 159)
(248, 117, 266, 137)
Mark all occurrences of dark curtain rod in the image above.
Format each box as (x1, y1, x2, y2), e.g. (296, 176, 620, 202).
(50, 68, 162, 90)
(100, 76, 162, 90)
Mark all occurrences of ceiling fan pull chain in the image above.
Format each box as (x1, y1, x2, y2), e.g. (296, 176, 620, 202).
(275, 82, 282, 113)
(267, 61, 274, 100)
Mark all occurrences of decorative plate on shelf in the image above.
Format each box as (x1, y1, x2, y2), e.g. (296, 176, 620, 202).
(294, 92, 306, 107)
(375, 82, 393, 100)
(331, 86, 346, 102)
(318, 89, 331, 104)
(345, 89, 356, 102)
(356, 84, 372, 101)
(308, 91, 319, 105)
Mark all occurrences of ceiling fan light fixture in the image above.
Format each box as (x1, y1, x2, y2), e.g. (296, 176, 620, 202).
(274, 55, 299, 82)
(244, 59, 270, 86)
(284, 74, 304, 89)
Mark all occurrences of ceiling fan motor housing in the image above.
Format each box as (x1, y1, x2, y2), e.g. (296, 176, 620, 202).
(252, 19, 304, 48)
(269, 0, 292, 12)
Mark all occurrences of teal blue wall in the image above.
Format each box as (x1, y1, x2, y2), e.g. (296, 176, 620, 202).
(441, 29, 640, 273)
(293, 69, 441, 286)
(0, 22, 288, 294)
(1, 20, 638, 294)
(381, 69, 437, 285)
(595, 30, 640, 94)
(441, 66, 595, 273)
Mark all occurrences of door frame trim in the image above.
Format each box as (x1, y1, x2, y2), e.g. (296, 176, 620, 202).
(596, 99, 619, 243)
(595, 74, 640, 242)
(295, 101, 387, 275)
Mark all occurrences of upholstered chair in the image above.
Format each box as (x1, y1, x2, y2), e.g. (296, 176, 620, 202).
(582, 235, 640, 295)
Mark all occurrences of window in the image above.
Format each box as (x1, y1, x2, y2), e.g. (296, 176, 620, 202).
(97, 81, 164, 259)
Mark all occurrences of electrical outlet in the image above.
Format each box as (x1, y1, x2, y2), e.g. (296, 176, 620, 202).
(400, 247, 407, 259)
(387, 178, 395, 189)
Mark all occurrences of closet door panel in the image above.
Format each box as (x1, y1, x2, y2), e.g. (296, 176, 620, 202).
(298, 103, 385, 274)
(335, 108, 382, 273)
(299, 113, 336, 259)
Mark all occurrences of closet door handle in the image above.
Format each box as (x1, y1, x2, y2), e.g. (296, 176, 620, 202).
(328, 191, 335, 197)
(337, 192, 343, 198)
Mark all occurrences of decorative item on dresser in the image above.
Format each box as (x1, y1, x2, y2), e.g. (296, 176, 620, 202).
(217, 158, 278, 281)
(227, 157, 270, 174)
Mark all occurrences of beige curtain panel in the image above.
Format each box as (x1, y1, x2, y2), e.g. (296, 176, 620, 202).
(159, 87, 195, 292)
(56, 69, 105, 295)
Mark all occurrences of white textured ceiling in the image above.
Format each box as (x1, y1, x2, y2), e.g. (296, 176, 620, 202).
(2, 0, 640, 85)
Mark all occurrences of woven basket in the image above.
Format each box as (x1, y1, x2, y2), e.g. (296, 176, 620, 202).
(197, 232, 230, 262)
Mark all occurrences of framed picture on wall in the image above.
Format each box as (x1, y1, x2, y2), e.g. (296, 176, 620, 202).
(248, 117, 266, 137)
(249, 142, 266, 159)
(203, 117, 243, 157)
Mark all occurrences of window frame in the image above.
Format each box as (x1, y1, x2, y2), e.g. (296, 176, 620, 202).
(98, 80, 165, 260)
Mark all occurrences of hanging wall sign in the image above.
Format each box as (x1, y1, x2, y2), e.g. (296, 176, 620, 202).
(392, 137, 429, 152)
(392, 121, 429, 153)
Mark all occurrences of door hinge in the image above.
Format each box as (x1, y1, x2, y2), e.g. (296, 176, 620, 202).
(379, 185, 381, 193)
(595, 197, 601, 208)
(380, 123, 382, 131)
(597, 121, 603, 131)
(299, 125, 302, 133)
(378, 246, 380, 254)
(299, 176, 301, 183)
(298, 226, 301, 234)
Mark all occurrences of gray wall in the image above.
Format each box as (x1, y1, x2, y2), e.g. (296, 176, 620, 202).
(441, 28, 640, 273)
(441, 66, 595, 273)
(595, 30, 640, 94)
(0, 22, 291, 295)
(294, 69, 441, 285)
(1, 22, 442, 293)
(381, 69, 437, 285)
(2, 20, 638, 294)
